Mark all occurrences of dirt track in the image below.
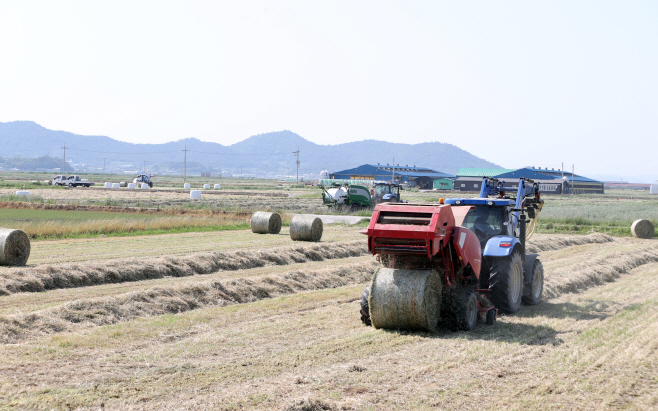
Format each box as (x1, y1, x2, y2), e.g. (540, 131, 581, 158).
(0, 231, 657, 410)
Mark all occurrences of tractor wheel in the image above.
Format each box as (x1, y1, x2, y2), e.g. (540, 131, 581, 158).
(350, 203, 361, 212)
(489, 251, 524, 314)
(450, 289, 478, 331)
(149, 182, 153, 188)
(360, 285, 371, 326)
(522, 259, 544, 305)
(485, 309, 496, 325)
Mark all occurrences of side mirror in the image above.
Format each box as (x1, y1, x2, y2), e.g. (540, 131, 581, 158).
(526, 207, 536, 219)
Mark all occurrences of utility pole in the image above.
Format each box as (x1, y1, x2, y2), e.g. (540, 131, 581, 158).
(182, 145, 188, 183)
(392, 157, 395, 183)
(294, 148, 300, 183)
(61, 144, 66, 173)
(143, 160, 146, 174)
(103, 158, 106, 174)
(572, 164, 575, 196)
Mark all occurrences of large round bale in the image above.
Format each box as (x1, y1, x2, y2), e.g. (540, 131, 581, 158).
(127, 183, 136, 189)
(119, 181, 128, 187)
(289, 215, 323, 242)
(184, 183, 191, 189)
(111, 183, 120, 189)
(190, 190, 201, 199)
(203, 184, 210, 189)
(214, 184, 221, 189)
(631, 219, 655, 239)
(141, 183, 149, 189)
(368, 268, 442, 333)
(0, 228, 30, 266)
(104, 182, 112, 188)
(15, 191, 30, 197)
(251, 211, 282, 234)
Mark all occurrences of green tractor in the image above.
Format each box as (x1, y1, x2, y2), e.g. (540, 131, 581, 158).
(321, 182, 372, 211)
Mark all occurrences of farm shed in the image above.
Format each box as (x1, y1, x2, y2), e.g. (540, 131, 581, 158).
(330, 164, 453, 186)
(433, 178, 455, 190)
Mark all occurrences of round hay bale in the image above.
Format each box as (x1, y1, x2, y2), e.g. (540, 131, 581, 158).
(0, 228, 30, 266)
(111, 183, 120, 189)
(214, 184, 221, 189)
(289, 215, 323, 242)
(203, 184, 210, 189)
(631, 219, 655, 239)
(368, 268, 442, 333)
(15, 190, 30, 197)
(190, 190, 202, 199)
(127, 183, 136, 189)
(184, 183, 191, 189)
(251, 211, 282, 234)
(104, 182, 112, 188)
(141, 183, 149, 189)
(119, 181, 128, 187)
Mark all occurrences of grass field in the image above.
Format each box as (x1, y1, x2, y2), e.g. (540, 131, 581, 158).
(0, 231, 656, 410)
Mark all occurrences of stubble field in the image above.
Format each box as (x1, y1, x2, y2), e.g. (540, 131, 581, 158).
(0, 180, 657, 410)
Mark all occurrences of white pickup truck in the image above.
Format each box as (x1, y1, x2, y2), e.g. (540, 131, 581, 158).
(64, 175, 94, 187)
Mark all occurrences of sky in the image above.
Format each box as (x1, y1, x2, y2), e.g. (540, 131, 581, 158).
(0, 1, 657, 181)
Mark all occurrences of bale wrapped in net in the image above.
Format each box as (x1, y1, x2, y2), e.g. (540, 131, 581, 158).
(289, 215, 322, 241)
(368, 268, 442, 333)
(0, 228, 30, 266)
(119, 182, 128, 187)
(251, 212, 282, 234)
(631, 219, 655, 239)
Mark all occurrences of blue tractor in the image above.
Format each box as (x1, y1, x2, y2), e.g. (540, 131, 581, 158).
(445, 177, 545, 313)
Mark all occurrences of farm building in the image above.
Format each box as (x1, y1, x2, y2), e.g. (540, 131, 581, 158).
(433, 178, 455, 190)
(455, 167, 604, 194)
(330, 164, 453, 189)
(456, 168, 516, 177)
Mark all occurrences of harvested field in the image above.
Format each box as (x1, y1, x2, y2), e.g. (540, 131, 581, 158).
(0, 230, 657, 410)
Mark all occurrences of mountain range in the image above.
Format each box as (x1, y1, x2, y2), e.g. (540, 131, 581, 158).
(0, 121, 501, 176)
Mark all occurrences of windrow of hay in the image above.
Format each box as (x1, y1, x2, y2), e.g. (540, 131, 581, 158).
(0, 240, 369, 295)
(0, 200, 252, 217)
(525, 233, 614, 253)
(0, 228, 30, 266)
(251, 211, 282, 234)
(543, 243, 658, 299)
(0, 261, 378, 343)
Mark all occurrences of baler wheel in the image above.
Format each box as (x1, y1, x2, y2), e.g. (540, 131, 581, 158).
(450, 289, 478, 331)
(350, 203, 361, 212)
(522, 259, 544, 305)
(485, 309, 496, 325)
(489, 251, 524, 314)
(360, 285, 371, 326)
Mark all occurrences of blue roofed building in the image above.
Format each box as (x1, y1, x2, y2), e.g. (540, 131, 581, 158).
(455, 166, 604, 194)
(330, 164, 454, 189)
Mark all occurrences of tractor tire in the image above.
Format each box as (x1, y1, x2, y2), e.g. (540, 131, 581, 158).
(360, 285, 371, 326)
(522, 259, 544, 305)
(489, 251, 524, 314)
(149, 182, 153, 188)
(485, 309, 496, 325)
(450, 288, 478, 331)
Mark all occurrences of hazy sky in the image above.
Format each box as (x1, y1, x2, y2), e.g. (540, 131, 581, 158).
(1, 1, 657, 179)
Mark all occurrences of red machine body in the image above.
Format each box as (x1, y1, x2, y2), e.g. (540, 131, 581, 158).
(366, 203, 481, 278)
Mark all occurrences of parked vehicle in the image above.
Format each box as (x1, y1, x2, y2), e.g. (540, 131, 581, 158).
(65, 175, 93, 187)
(52, 175, 67, 186)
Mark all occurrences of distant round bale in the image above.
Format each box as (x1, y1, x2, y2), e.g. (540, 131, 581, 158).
(190, 190, 201, 199)
(119, 181, 128, 187)
(289, 215, 323, 242)
(15, 190, 30, 197)
(631, 219, 655, 239)
(184, 183, 191, 189)
(104, 182, 112, 188)
(0, 228, 30, 266)
(203, 184, 210, 189)
(141, 183, 149, 189)
(214, 184, 221, 189)
(251, 211, 282, 234)
(127, 183, 136, 189)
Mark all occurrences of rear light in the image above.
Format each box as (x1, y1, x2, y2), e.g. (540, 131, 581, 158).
(499, 241, 512, 247)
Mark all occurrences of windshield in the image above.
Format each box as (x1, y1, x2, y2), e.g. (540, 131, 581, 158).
(375, 185, 391, 196)
(461, 206, 504, 241)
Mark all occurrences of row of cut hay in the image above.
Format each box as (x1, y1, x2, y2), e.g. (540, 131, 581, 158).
(526, 233, 614, 253)
(0, 240, 369, 295)
(542, 243, 658, 299)
(0, 261, 378, 343)
(0, 200, 254, 217)
(14, 215, 248, 239)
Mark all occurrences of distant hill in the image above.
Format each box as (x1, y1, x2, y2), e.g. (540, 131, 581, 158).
(0, 121, 502, 175)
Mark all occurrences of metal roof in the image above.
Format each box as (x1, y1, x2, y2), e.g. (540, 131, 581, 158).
(456, 168, 515, 177)
(331, 164, 454, 178)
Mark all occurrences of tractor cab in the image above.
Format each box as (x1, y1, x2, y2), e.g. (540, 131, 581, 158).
(373, 182, 401, 203)
(446, 198, 514, 249)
